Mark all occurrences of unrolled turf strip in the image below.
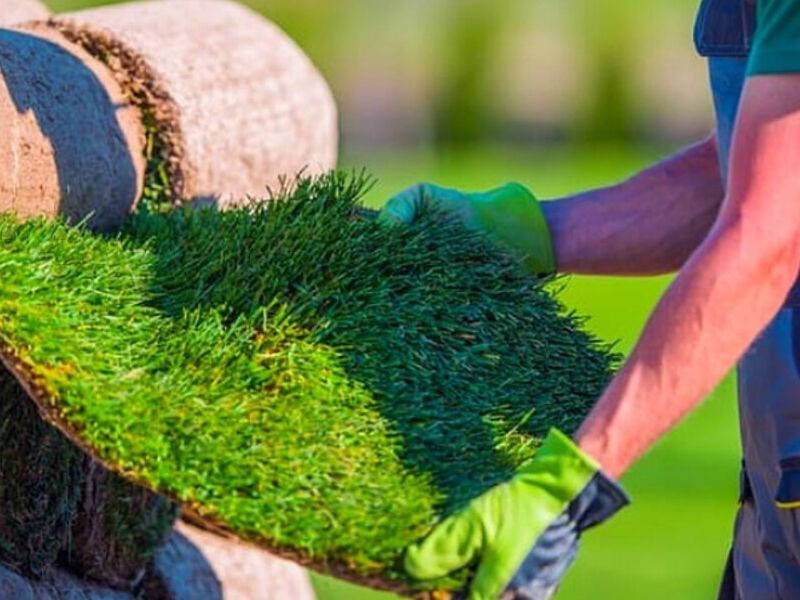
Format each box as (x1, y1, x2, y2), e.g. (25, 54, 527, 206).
(0, 173, 616, 596)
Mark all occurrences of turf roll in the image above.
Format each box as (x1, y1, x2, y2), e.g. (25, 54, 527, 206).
(147, 522, 317, 600)
(50, 0, 338, 207)
(0, 24, 145, 231)
(0, 369, 82, 579)
(0, 2, 338, 591)
(1, 0, 336, 228)
(0, 172, 617, 597)
(1, 0, 49, 26)
(0, 25, 177, 587)
(63, 459, 179, 589)
(0, 348, 176, 589)
(0, 519, 315, 600)
(0, 559, 133, 600)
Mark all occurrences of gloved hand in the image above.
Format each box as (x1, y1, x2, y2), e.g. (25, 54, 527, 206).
(404, 429, 629, 600)
(380, 182, 556, 275)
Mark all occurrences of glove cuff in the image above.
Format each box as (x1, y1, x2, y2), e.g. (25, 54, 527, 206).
(570, 469, 630, 531)
(500, 431, 628, 599)
(478, 182, 556, 275)
(517, 428, 628, 515)
(537, 428, 629, 528)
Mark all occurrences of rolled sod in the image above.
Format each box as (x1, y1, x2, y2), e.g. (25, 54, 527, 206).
(0, 1, 337, 589)
(0, 24, 145, 231)
(1, 0, 49, 26)
(0, 520, 314, 600)
(0, 376, 176, 588)
(0, 368, 82, 578)
(0, 0, 336, 229)
(50, 0, 338, 208)
(0, 559, 132, 600)
(149, 521, 317, 600)
(0, 172, 617, 596)
(0, 298, 175, 589)
(0, 25, 174, 586)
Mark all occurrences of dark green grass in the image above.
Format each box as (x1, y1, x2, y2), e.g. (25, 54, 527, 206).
(0, 371, 82, 577)
(335, 148, 739, 600)
(0, 173, 616, 593)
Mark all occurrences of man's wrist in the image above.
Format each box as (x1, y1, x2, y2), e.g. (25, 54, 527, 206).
(574, 384, 640, 481)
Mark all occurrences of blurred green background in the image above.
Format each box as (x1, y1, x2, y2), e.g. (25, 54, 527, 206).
(43, 1, 738, 598)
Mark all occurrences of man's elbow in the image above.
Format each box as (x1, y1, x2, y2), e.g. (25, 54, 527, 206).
(740, 220, 800, 296)
(712, 204, 800, 292)
(697, 133, 718, 162)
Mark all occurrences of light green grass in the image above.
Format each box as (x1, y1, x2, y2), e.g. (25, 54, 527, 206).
(0, 172, 615, 594)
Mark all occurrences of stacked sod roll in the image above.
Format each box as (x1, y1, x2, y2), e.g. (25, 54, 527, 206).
(0, 0, 338, 230)
(0, 0, 336, 594)
(0, 21, 145, 230)
(1, 0, 49, 26)
(0, 172, 618, 597)
(49, 0, 338, 211)
(0, 516, 315, 600)
(0, 1, 172, 590)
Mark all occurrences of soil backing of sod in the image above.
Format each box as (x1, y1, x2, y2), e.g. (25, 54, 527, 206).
(0, 365, 178, 587)
(0, 173, 617, 596)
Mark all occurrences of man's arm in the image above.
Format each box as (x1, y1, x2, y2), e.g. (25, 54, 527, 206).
(382, 136, 724, 278)
(543, 136, 724, 275)
(577, 74, 800, 479)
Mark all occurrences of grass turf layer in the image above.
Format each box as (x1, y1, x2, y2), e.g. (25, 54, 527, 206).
(0, 173, 616, 594)
(0, 369, 82, 578)
(0, 362, 177, 585)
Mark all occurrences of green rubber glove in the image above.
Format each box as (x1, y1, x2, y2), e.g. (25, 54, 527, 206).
(380, 182, 556, 275)
(405, 429, 629, 600)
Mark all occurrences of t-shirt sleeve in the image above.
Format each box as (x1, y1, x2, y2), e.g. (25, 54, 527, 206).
(748, 0, 800, 75)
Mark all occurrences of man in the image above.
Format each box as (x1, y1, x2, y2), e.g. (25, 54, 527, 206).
(381, 1, 800, 598)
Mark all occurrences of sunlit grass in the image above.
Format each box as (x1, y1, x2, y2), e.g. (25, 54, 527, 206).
(0, 172, 616, 593)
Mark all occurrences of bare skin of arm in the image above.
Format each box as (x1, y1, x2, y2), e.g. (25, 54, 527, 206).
(575, 75, 800, 479)
(542, 136, 724, 276)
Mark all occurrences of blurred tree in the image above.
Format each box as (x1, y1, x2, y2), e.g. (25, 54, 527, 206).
(576, 47, 640, 142)
(433, 0, 511, 148)
(572, 0, 642, 142)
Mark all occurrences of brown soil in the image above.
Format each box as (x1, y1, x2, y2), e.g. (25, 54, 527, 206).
(0, 25, 144, 231)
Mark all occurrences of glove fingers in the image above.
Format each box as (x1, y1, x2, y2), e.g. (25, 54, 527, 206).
(380, 183, 437, 224)
(404, 508, 484, 581)
(467, 549, 516, 600)
(380, 183, 466, 225)
(380, 191, 418, 225)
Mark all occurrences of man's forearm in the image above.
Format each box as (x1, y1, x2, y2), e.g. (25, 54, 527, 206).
(575, 74, 800, 479)
(543, 137, 724, 276)
(575, 214, 799, 478)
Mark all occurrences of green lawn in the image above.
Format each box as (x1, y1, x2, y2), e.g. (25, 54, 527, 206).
(310, 147, 740, 599)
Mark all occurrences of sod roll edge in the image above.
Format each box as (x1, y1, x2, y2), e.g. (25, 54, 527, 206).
(0, 519, 315, 600)
(0, 24, 145, 231)
(1, 1, 338, 593)
(0, 22, 175, 589)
